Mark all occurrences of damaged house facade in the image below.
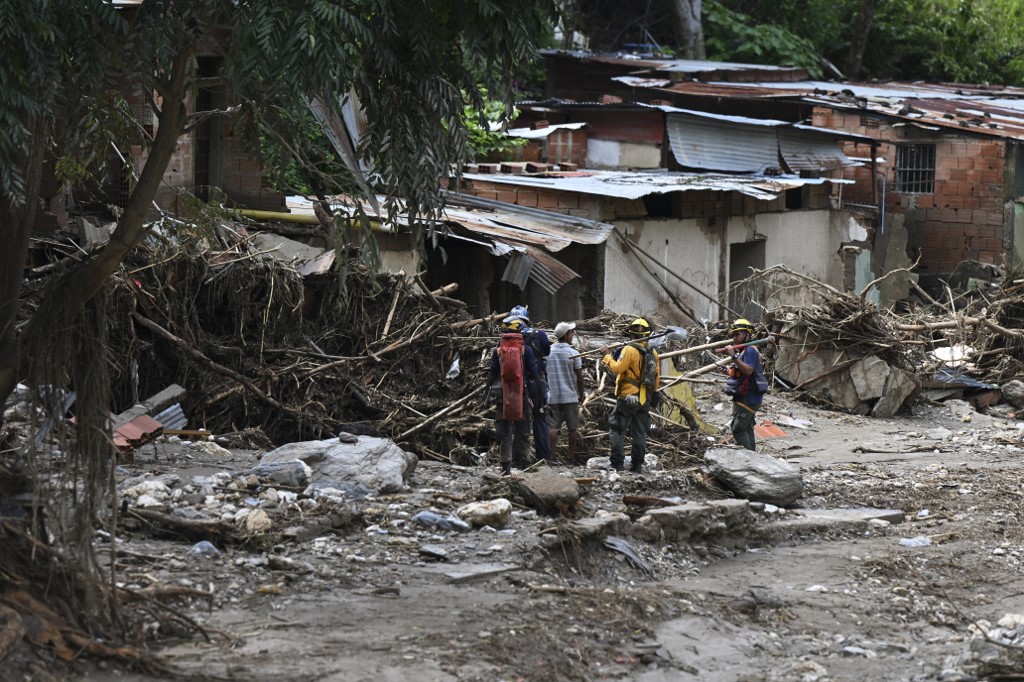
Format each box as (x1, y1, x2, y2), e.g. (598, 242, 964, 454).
(549, 51, 1024, 290)
(450, 103, 875, 324)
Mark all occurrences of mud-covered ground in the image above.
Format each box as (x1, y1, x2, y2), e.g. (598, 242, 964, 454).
(18, 385, 1024, 682)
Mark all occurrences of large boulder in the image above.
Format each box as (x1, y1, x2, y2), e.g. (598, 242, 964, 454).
(510, 468, 580, 515)
(260, 436, 417, 494)
(704, 447, 803, 506)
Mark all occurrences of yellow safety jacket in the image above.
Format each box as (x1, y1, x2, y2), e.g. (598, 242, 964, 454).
(602, 343, 660, 405)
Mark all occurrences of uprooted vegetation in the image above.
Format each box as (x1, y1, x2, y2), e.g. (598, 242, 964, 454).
(11, 221, 1024, 678)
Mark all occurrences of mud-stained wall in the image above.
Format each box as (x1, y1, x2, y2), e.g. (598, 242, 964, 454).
(604, 217, 720, 324)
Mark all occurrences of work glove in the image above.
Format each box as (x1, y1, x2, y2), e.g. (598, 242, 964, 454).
(623, 394, 640, 407)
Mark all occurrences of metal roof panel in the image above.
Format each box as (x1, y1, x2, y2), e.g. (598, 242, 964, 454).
(666, 114, 781, 173)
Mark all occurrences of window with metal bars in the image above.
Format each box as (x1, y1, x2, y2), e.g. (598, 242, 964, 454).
(895, 143, 936, 194)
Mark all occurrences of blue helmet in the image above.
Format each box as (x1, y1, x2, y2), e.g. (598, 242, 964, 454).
(502, 316, 524, 332)
(510, 305, 529, 322)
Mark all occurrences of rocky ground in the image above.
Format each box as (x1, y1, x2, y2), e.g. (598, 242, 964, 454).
(11, 383, 1024, 682)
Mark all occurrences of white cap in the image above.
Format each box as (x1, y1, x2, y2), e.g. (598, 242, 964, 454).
(554, 321, 576, 339)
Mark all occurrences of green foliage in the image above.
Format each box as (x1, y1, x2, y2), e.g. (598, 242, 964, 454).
(464, 99, 526, 161)
(704, 1, 825, 77)
(714, 0, 1024, 84)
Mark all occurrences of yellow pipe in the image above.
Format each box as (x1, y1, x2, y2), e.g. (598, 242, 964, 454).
(238, 209, 392, 232)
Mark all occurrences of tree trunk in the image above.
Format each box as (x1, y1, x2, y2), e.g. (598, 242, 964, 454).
(1, 45, 193, 418)
(0, 114, 49, 429)
(845, 0, 878, 80)
(669, 0, 705, 60)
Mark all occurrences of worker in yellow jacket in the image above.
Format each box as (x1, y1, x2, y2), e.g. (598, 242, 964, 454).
(599, 318, 660, 473)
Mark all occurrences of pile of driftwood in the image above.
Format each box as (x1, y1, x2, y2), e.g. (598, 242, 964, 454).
(12, 222, 719, 463)
(739, 265, 1024, 415)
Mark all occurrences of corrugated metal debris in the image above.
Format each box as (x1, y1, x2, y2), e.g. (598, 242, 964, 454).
(463, 169, 851, 202)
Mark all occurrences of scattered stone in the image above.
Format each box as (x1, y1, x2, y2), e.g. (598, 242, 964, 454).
(261, 436, 417, 493)
(1002, 380, 1024, 409)
(418, 544, 450, 561)
(187, 540, 220, 557)
(585, 454, 662, 470)
(456, 498, 512, 529)
(442, 563, 519, 583)
(248, 460, 312, 489)
(703, 448, 804, 506)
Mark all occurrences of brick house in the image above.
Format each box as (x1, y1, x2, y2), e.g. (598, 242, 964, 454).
(545, 51, 1024, 283)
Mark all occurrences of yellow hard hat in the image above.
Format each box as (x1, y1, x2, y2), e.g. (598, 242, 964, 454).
(627, 317, 651, 337)
(730, 318, 755, 335)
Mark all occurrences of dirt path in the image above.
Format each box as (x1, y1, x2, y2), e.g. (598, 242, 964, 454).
(68, 391, 1024, 682)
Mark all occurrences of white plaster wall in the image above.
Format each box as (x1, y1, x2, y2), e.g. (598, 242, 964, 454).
(603, 208, 849, 322)
(604, 218, 721, 324)
(586, 139, 662, 170)
(379, 249, 420, 278)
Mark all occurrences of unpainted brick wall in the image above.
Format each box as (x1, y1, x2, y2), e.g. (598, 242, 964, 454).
(814, 108, 1008, 273)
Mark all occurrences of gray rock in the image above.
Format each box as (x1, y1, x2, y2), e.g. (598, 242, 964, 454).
(872, 368, 919, 417)
(260, 436, 417, 494)
(704, 447, 804, 506)
(248, 460, 312, 489)
(632, 499, 757, 545)
(418, 544, 450, 561)
(1002, 379, 1024, 409)
(510, 468, 580, 515)
(849, 355, 890, 401)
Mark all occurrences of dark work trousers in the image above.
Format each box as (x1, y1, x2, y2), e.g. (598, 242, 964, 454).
(608, 398, 650, 469)
(532, 380, 552, 461)
(731, 400, 757, 451)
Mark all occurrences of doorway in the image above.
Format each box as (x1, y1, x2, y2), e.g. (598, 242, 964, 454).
(728, 240, 766, 321)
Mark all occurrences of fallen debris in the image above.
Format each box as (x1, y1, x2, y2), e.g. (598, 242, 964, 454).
(703, 447, 804, 506)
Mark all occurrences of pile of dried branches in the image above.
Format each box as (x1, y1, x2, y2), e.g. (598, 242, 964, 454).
(738, 264, 1024, 389)
(18, 221, 721, 467)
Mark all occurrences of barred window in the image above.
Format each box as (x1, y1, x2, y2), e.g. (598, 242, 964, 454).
(895, 144, 936, 194)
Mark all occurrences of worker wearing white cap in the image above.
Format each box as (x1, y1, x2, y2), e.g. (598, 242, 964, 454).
(547, 321, 585, 464)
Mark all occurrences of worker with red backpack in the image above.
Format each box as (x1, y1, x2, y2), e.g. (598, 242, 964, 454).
(599, 318, 660, 473)
(718, 318, 771, 451)
(487, 316, 541, 474)
(510, 305, 552, 463)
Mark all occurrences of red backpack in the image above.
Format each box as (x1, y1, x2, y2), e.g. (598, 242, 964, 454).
(498, 333, 525, 420)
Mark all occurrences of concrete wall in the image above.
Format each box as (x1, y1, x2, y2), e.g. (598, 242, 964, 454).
(603, 208, 853, 324)
(587, 139, 662, 169)
(814, 107, 1009, 274)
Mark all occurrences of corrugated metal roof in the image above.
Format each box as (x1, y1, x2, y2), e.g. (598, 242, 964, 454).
(507, 122, 587, 139)
(522, 245, 579, 293)
(498, 246, 579, 294)
(667, 114, 782, 173)
(442, 191, 614, 248)
(665, 112, 857, 173)
(621, 78, 1024, 141)
(464, 169, 851, 202)
(542, 50, 808, 78)
(778, 129, 853, 171)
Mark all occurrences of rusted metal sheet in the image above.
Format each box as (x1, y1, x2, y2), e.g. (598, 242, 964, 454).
(778, 129, 855, 172)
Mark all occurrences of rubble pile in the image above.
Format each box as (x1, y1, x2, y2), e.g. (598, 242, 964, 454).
(2, 224, 710, 465)
(743, 265, 1024, 416)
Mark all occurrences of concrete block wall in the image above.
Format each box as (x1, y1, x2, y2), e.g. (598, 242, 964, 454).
(112, 84, 283, 214)
(465, 180, 597, 219)
(814, 108, 1008, 273)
